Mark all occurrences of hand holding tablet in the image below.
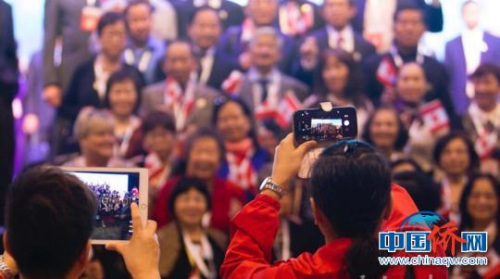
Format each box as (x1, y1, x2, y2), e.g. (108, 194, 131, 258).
(106, 203, 161, 279)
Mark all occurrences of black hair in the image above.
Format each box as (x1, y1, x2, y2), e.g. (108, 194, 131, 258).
(459, 174, 500, 254)
(361, 106, 409, 152)
(322, 0, 355, 7)
(393, 4, 425, 24)
(188, 6, 221, 26)
(393, 171, 441, 212)
(141, 111, 176, 134)
(124, 0, 153, 17)
(433, 132, 480, 174)
(310, 140, 391, 278)
(6, 166, 97, 278)
(212, 96, 260, 147)
(104, 67, 143, 114)
(97, 12, 124, 37)
(390, 158, 424, 173)
(315, 48, 367, 108)
(171, 128, 226, 176)
(168, 177, 211, 219)
(469, 63, 500, 84)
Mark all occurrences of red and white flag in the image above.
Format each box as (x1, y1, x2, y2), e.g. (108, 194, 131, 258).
(419, 100, 449, 135)
(164, 77, 183, 109)
(376, 57, 397, 87)
(222, 70, 243, 96)
(254, 99, 275, 121)
(163, 77, 195, 130)
(475, 132, 498, 160)
(275, 92, 301, 129)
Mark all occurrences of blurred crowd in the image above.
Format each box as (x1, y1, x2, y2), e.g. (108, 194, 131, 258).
(0, 0, 500, 277)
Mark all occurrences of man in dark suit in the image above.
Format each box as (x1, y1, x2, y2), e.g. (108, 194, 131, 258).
(363, 4, 454, 117)
(353, 0, 442, 52)
(293, 0, 376, 87)
(188, 7, 238, 90)
(43, 0, 96, 107)
(140, 41, 221, 131)
(174, 0, 245, 38)
(217, 0, 296, 74)
(445, 0, 500, 115)
(0, 0, 17, 202)
(0, 0, 18, 224)
(236, 28, 309, 114)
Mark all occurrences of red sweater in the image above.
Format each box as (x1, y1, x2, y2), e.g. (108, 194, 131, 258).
(221, 185, 448, 279)
(153, 175, 246, 233)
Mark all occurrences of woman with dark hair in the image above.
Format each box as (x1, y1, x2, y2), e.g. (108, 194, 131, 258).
(153, 128, 246, 233)
(213, 97, 271, 193)
(157, 177, 226, 279)
(311, 48, 373, 133)
(434, 132, 480, 223)
(362, 106, 409, 161)
(221, 135, 447, 278)
(104, 68, 143, 158)
(451, 174, 500, 277)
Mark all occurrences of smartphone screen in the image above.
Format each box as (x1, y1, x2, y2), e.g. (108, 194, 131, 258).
(67, 171, 140, 241)
(294, 106, 358, 144)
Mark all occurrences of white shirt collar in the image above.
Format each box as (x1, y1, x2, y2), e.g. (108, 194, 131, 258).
(248, 67, 280, 83)
(326, 24, 354, 52)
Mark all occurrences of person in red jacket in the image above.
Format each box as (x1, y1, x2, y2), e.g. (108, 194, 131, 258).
(153, 128, 247, 233)
(221, 134, 448, 278)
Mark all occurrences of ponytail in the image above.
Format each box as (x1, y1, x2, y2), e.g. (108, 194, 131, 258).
(345, 237, 389, 279)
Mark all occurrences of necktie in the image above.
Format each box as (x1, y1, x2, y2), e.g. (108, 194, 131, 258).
(337, 34, 344, 49)
(258, 78, 269, 103)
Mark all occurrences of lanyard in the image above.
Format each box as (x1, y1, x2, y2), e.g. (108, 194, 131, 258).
(183, 232, 215, 279)
(124, 49, 152, 73)
(389, 46, 424, 69)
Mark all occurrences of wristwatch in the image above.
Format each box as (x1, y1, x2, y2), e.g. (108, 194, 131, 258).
(0, 255, 13, 279)
(259, 177, 285, 198)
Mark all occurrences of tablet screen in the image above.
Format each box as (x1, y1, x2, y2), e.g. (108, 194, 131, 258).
(67, 170, 140, 241)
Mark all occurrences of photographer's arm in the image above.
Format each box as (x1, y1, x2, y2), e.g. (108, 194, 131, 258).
(221, 134, 316, 279)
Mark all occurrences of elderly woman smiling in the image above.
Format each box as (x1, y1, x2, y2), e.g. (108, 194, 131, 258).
(64, 108, 130, 167)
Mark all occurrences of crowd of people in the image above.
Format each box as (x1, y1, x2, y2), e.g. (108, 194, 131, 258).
(0, 0, 499, 277)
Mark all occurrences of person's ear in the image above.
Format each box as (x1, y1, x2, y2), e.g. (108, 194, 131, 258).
(310, 198, 326, 226)
(349, 5, 357, 18)
(77, 240, 93, 270)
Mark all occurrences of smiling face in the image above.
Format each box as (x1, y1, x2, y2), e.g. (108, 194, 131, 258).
(322, 54, 349, 96)
(126, 3, 152, 45)
(321, 0, 356, 29)
(108, 79, 138, 118)
(217, 101, 251, 143)
(80, 123, 116, 163)
(439, 138, 471, 177)
(174, 188, 209, 227)
(186, 137, 221, 181)
(472, 73, 500, 111)
(250, 33, 280, 71)
(246, 0, 278, 27)
(467, 178, 498, 227)
(396, 63, 428, 105)
(99, 21, 127, 60)
(393, 9, 425, 50)
(369, 109, 400, 151)
(188, 9, 222, 50)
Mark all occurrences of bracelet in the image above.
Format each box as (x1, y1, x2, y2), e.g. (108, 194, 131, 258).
(0, 255, 13, 279)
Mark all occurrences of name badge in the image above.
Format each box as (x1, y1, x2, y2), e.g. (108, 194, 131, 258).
(81, 6, 101, 32)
